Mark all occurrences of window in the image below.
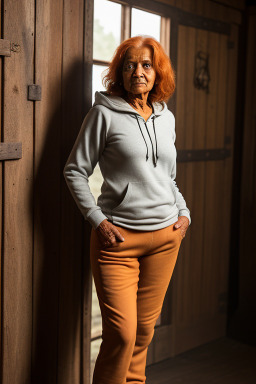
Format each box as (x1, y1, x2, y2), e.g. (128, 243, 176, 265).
(89, 1, 170, 379)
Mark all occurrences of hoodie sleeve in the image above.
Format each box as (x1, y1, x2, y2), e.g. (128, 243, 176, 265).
(63, 106, 109, 229)
(171, 114, 192, 226)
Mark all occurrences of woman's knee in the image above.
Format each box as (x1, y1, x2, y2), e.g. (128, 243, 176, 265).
(105, 320, 137, 346)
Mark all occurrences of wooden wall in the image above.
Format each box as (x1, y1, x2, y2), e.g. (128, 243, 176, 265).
(227, 4, 256, 345)
(1, 0, 91, 383)
(1, 0, 253, 383)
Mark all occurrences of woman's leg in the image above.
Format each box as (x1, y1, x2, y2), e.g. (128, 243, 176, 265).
(90, 226, 153, 384)
(125, 223, 182, 383)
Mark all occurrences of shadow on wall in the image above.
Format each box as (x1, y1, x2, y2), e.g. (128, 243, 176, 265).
(26, 60, 91, 384)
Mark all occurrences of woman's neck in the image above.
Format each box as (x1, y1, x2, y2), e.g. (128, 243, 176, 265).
(124, 92, 152, 112)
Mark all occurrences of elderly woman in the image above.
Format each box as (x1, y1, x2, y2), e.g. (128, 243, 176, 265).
(63, 35, 191, 384)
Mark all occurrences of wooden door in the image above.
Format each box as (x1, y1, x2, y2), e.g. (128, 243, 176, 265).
(169, 23, 238, 355)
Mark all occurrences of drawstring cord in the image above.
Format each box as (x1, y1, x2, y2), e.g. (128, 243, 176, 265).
(152, 116, 158, 165)
(135, 114, 158, 167)
(135, 114, 149, 161)
(144, 121, 157, 167)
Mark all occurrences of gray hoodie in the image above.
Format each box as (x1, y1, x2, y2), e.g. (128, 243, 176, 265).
(63, 91, 191, 230)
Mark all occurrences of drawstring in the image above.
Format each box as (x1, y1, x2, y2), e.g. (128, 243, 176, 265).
(152, 116, 158, 164)
(135, 114, 149, 161)
(135, 114, 158, 167)
(144, 121, 157, 167)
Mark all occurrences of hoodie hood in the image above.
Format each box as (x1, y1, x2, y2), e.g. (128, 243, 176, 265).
(93, 91, 168, 167)
(93, 91, 167, 116)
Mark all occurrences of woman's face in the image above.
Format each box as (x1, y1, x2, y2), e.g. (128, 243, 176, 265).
(122, 45, 156, 97)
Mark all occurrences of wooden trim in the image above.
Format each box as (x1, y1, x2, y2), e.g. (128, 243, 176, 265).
(83, 1, 94, 383)
(121, 4, 131, 41)
(160, 16, 170, 56)
(117, 0, 231, 35)
(177, 148, 231, 162)
(93, 59, 110, 66)
(84, 0, 94, 113)
(167, 17, 178, 115)
(210, 0, 245, 11)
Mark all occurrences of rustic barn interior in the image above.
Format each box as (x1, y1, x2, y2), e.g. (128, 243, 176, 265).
(1, 0, 255, 383)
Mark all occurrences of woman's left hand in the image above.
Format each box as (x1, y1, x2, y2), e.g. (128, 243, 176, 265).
(174, 216, 190, 239)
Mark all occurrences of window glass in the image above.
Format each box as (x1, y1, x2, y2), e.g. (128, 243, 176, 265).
(93, 0, 121, 61)
(92, 64, 108, 104)
(131, 8, 161, 41)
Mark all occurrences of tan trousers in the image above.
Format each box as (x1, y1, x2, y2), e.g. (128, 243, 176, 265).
(90, 222, 183, 384)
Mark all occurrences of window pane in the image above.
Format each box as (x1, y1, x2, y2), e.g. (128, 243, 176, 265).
(131, 8, 161, 41)
(93, 0, 121, 61)
(92, 64, 108, 104)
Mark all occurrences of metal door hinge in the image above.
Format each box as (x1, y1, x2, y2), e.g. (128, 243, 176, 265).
(28, 84, 41, 101)
(0, 142, 22, 160)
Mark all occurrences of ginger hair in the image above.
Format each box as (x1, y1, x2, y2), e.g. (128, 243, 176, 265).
(102, 35, 176, 104)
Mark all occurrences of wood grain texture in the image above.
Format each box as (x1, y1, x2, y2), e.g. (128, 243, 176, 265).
(171, 0, 238, 354)
(32, 0, 63, 382)
(2, 1, 34, 383)
(0, 0, 2, 374)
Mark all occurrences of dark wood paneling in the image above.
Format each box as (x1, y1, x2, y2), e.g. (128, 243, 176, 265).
(32, 0, 63, 383)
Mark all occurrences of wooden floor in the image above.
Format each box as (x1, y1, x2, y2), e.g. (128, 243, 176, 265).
(145, 337, 256, 384)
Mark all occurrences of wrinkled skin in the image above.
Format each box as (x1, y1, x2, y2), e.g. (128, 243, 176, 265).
(95, 216, 189, 248)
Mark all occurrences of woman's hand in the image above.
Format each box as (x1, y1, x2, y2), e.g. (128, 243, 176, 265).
(95, 219, 125, 248)
(174, 216, 190, 239)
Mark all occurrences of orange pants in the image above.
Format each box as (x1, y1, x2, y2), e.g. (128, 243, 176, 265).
(90, 222, 183, 384)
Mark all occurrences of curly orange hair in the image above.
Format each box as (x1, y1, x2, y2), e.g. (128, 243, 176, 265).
(102, 35, 176, 104)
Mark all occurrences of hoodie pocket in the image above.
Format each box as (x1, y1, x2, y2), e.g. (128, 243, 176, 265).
(112, 179, 176, 220)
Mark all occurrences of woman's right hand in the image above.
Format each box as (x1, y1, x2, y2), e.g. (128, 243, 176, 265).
(95, 219, 125, 248)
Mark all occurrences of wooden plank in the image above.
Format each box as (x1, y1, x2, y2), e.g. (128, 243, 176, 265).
(177, 148, 231, 161)
(173, 26, 188, 328)
(190, 19, 208, 325)
(210, 0, 246, 11)
(239, 8, 256, 308)
(0, 142, 22, 160)
(160, 16, 170, 57)
(33, 0, 63, 383)
(0, 0, 3, 372)
(214, 32, 229, 316)
(0, 39, 11, 56)
(2, 0, 34, 383)
(82, 1, 94, 383)
(155, 0, 243, 24)
(121, 4, 131, 41)
(203, 29, 220, 318)
(58, 0, 87, 383)
(169, 1, 241, 358)
(224, 23, 240, 327)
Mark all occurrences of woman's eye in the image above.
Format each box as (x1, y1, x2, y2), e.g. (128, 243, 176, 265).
(125, 63, 134, 70)
(144, 63, 151, 68)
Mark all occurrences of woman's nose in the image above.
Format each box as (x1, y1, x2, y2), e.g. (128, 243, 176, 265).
(133, 64, 143, 77)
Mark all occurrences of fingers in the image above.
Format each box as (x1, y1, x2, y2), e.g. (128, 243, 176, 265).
(95, 219, 125, 248)
(112, 227, 125, 242)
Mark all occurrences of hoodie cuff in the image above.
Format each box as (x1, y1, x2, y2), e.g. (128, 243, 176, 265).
(86, 209, 108, 229)
(178, 210, 191, 226)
